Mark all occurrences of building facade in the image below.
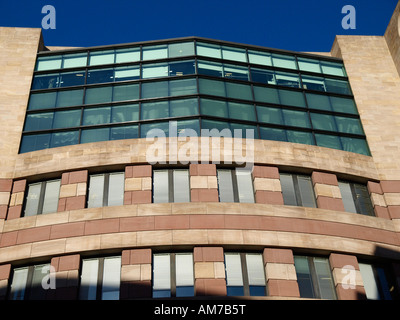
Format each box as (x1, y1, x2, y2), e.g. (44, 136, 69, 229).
(0, 2, 400, 300)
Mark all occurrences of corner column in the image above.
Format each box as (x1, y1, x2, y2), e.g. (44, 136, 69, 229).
(7, 179, 26, 220)
(380, 181, 400, 220)
(263, 248, 300, 298)
(49, 254, 80, 300)
(311, 171, 344, 211)
(120, 248, 152, 299)
(0, 179, 12, 220)
(367, 181, 390, 219)
(252, 166, 283, 205)
(124, 165, 152, 204)
(0, 264, 11, 300)
(58, 170, 88, 212)
(193, 247, 227, 296)
(189, 164, 219, 202)
(329, 253, 366, 300)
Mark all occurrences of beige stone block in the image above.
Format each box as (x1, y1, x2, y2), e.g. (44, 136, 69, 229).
(0, 243, 32, 264)
(65, 235, 101, 253)
(9, 193, 16, 206)
(207, 176, 218, 189)
(59, 184, 77, 198)
(173, 230, 208, 244)
(332, 267, 364, 287)
(141, 177, 152, 191)
(208, 229, 244, 245)
(370, 193, 387, 207)
(14, 192, 24, 206)
(214, 262, 226, 279)
(121, 264, 141, 282)
(172, 202, 207, 215)
(314, 183, 342, 199)
(190, 176, 208, 189)
(30, 239, 66, 258)
(102, 204, 137, 219)
(141, 264, 152, 281)
(253, 178, 282, 192)
(0, 192, 10, 205)
(195, 262, 215, 279)
(35, 211, 69, 227)
(125, 178, 142, 191)
(100, 232, 137, 249)
(265, 263, 297, 281)
(76, 182, 87, 196)
(68, 208, 103, 222)
(138, 203, 171, 216)
(136, 230, 172, 246)
(384, 193, 400, 206)
(3, 215, 37, 232)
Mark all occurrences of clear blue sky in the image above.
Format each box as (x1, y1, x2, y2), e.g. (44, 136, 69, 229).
(0, 0, 397, 52)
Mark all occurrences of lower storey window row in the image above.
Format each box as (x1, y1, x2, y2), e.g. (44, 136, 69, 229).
(20, 119, 370, 156)
(7, 252, 398, 300)
(21, 169, 374, 218)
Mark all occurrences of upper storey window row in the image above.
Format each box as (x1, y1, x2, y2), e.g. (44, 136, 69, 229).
(35, 42, 195, 71)
(32, 60, 351, 96)
(35, 40, 346, 78)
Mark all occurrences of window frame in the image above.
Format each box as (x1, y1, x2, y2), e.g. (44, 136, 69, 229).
(224, 252, 267, 297)
(279, 173, 316, 208)
(8, 263, 51, 300)
(78, 256, 122, 300)
(87, 172, 125, 208)
(338, 181, 374, 216)
(152, 168, 190, 203)
(217, 168, 255, 203)
(152, 252, 195, 298)
(23, 179, 61, 217)
(294, 255, 337, 300)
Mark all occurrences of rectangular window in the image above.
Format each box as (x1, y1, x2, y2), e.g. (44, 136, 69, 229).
(294, 256, 336, 299)
(24, 179, 61, 216)
(221, 46, 247, 62)
(153, 253, 194, 298)
(338, 181, 374, 216)
(217, 169, 254, 203)
(16, 127, 46, 144)
(9, 263, 51, 300)
(79, 256, 121, 300)
(359, 263, 398, 300)
(87, 172, 125, 208)
(153, 169, 190, 203)
(280, 173, 316, 208)
(168, 42, 195, 58)
(225, 253, 266, 297)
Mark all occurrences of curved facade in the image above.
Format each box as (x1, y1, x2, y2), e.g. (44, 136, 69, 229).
(1, 2, 400, 301)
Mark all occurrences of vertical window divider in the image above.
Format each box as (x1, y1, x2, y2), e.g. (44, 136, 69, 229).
(292, 174, 303, 207)
(24, 266, 35, 300)
(170, 253, 177, 298)
(96, 258, 105, 301)
(103, 173, 110, 207)
(307, 257, 321, 299)
(37, 181, 46, 215)
(231, 169, 239, 203)
(168, 169, 174, 202)
(240, 253, 250, 297)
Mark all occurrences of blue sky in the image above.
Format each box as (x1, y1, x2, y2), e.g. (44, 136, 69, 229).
(0, 0, 397, 52)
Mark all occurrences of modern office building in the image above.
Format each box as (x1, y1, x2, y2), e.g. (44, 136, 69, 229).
(0, 2, 400, 301)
